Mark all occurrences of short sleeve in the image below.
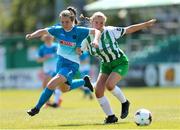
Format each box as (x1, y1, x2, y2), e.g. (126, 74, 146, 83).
(46, 26, 62, 38)
(107, 26, 126, 39)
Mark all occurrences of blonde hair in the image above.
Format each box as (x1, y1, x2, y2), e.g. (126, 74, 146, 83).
(80, 11, 107, 23)
(90, 12, 107, 23)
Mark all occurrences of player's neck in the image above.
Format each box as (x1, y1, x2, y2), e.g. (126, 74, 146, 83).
(64, 25, 74, 32)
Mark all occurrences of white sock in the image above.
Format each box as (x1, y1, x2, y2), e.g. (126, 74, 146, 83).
(54, 89, 62, 104)
(111, 85, 127, 103)
(97, 96, 114, 116)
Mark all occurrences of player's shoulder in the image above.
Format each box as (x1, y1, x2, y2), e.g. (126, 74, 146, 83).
(75, 25, 90, 30)
(46, 25, 63, 31)
(105, 26, 125, 32)
(103, 26, 115, 33)
(105, 26, 115, 30)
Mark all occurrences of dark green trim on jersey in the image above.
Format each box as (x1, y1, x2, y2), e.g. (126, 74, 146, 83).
(101, 33, 113, 61)
(87, 36, 107, 62)
(86, 36, 94, 55)
(120, 28, 125, 36)
(106, 31, 119, 59)
(95, 46, 107, 62)
(85, 27, 126, 63)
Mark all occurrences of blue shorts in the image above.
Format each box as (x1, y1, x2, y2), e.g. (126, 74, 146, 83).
(80, 70, 90, 78)
(56, 55, 79, 85)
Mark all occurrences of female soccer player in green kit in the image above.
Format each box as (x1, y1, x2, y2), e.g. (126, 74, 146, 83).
(81, 12, 156, 124)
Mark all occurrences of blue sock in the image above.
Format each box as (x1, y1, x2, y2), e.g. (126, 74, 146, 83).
(35, 87, 54, 109)
(70, 79, 85, 90)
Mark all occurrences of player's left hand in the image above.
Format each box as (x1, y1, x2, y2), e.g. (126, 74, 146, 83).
(146, 19, 157, 27)
(76, 48, 82, 55)
(26, 34, 32, 40)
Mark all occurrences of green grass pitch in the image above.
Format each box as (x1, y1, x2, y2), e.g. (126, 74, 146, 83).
(0, 87, 180, 129)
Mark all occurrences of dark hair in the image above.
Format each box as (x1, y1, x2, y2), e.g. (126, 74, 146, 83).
(67, 6, 79, 25)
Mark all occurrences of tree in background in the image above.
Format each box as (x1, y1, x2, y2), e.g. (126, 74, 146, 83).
(0, 0, 95, 34)
(1, 0, 55, 34)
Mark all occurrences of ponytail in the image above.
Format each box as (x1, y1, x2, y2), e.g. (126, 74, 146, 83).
(80, 14, 91, 22)
(67, 6, 79, 25)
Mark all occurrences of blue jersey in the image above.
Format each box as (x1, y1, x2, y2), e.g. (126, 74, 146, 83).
(38, 43, 58, 74)
(46, 25, 90, 64)
(80, 51, 90, 61)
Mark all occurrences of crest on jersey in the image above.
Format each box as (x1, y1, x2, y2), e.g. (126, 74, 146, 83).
(116, 27, 122, 31)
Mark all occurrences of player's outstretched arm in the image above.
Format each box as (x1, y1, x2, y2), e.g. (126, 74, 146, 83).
(125, 19, 156, 34)
(26, 29, 48, 40)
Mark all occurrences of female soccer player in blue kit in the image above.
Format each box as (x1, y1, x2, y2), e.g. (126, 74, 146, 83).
(26, 8, 101, 116)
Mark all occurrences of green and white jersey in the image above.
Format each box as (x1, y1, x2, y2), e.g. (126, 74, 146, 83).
(81, 26, 126, 63)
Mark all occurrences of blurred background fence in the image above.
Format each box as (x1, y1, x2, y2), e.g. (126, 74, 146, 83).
(0, 0, 179, 88)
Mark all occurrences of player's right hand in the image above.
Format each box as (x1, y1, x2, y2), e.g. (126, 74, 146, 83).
(92, 39, 99, 48)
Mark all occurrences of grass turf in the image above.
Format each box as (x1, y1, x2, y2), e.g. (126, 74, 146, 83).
(0, 87, 180, 129)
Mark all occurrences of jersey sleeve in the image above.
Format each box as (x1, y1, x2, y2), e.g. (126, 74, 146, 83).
(108, 26, 126, 39)
(46, 26, 61, 38)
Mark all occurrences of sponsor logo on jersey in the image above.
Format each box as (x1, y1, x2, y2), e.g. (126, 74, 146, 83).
(59, 40, 75, 46)
(116, 27, 122, 31)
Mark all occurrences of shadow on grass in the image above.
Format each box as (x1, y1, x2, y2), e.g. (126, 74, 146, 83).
(57, 121, 130, 127)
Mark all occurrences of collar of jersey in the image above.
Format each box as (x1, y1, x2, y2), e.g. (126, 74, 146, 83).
(64, 25, 74, 32)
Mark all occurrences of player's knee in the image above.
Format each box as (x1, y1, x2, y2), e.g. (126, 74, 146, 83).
(47, 85, 55, 90)
(95, 87, 104, 98)
(47, 81, 56, 90)
(105, 82, 114, 91)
